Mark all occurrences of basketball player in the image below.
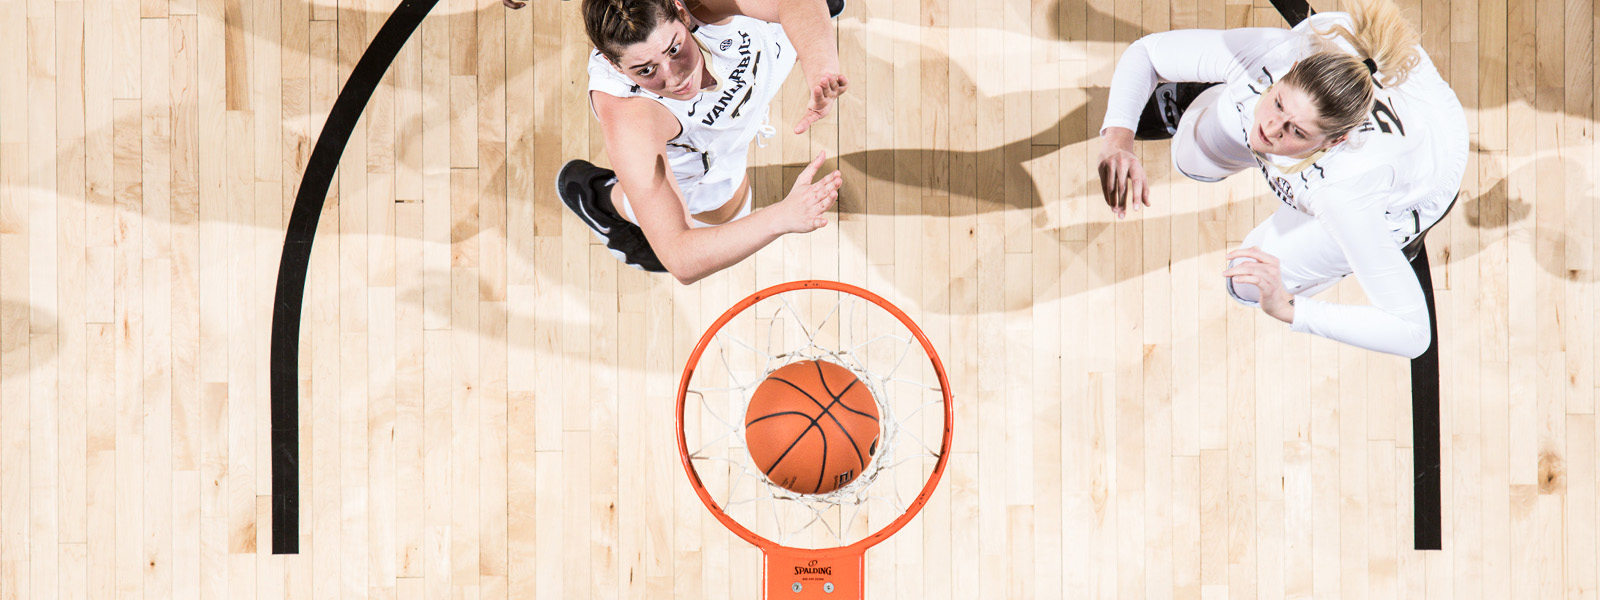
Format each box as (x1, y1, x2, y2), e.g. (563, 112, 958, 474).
(538, 0, 848, 284)
(1095, 0, 1468, 358)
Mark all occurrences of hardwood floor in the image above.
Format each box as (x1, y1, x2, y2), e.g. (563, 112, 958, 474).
(0, 0, 1593, 597)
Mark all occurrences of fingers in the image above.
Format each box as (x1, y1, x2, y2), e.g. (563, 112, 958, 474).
(807, 170, 842, 198)
(1221, 266, 1277, 299)
(814, 74, 847, 99)
(799, 173, 840, 233)
(1113, 157, 1132, 215)
(1221, 254, 1281, 295)
(819, 169, 842, 193)
(794, 110, 823, 135)
(794, 150, 829, 183)
(1098, 162, 1118, 212)
(822, 74, 847, 98)
(1096, 150, 1151, 220)
(812, 171, 841, 208)
(813, 171, 842, 206)
(794, 88, 832, 134)
(1221, 263, 1264, 279)
(795, 76, 847, 134)
(1130, 161, 1151, 209)
(1225, 246, 1279, 265)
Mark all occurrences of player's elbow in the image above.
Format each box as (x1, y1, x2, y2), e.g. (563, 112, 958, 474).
(657, 246, 714, 286)
(1127, 34, 1157, 56)
(670, 267, 708, 286)
(1394, 322, 1432, 360)
(661, 257, 707, 285)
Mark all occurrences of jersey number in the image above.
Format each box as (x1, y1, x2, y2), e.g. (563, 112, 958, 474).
(1370, 99, 1405, 136)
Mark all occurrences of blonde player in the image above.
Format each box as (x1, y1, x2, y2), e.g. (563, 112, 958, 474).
(1096, 0, 1468, 358)
(541, 0, 847, 284)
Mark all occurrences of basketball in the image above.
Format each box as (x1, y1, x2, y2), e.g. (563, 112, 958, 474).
(744, 360, 881, 495)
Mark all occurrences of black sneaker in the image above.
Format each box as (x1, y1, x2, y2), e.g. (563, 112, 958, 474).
(555, 159, 668, 273)
(1135, 82, 1221, 140)
(556, 159, 624, 238)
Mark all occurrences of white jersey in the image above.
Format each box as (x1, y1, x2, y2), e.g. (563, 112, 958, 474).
(587, 14, 796, 216)
(1102, 13, 1469, 357)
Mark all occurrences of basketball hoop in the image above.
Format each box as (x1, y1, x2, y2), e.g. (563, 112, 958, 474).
(676, 280, 954, 599)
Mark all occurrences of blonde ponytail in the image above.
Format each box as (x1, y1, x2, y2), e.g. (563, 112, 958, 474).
(1314, 0, 1422, 88)
(1280, 0, 1424, 141)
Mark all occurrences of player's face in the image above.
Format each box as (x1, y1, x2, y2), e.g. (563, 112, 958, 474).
(613, 18, 704, 101)
(1250, 84, 1334, 158)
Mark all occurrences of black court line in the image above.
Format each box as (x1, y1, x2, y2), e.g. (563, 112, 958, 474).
(1267, 0, 1444, 551)
(1410, 241, 1443, 550)
(270, 0, 440, 554)
(265, 0, 1442, 557)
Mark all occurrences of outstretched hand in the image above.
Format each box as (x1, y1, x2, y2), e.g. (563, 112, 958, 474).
(794, 73, 849, 134)
(776, 151, 843, 233)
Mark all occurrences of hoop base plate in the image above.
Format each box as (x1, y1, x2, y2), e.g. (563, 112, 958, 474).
(762, 547, 863, 599)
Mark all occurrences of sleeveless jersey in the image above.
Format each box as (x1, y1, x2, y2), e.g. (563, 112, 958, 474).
(587, 14, 796, 216)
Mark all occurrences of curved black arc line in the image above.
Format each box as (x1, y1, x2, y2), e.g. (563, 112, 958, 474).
(270, 0, 440, 555)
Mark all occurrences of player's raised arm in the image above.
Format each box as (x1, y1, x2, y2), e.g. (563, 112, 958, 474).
(594, 94, 841, 285)
(698, 0, 847, 133)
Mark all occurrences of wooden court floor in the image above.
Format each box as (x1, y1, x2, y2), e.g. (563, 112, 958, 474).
(0, 0, 1595, 597)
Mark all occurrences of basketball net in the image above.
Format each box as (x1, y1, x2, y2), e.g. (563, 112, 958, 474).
(678, 281, 953, 599)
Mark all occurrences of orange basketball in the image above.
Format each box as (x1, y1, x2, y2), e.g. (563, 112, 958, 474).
(744, 360, 880, 495)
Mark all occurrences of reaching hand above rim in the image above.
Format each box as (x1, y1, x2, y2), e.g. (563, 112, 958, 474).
(794, 72, 849, 134)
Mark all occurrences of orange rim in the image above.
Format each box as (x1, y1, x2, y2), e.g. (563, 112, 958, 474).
(675, 280, 954, 555)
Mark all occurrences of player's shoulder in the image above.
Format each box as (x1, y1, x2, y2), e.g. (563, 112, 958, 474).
(586, 49, 640, 95)
(591, 92, 681, 146)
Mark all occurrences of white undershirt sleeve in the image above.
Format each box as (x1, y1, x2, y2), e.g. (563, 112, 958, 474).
(1288, 191, 1432, 359)
(1101, 27, 1299, 136)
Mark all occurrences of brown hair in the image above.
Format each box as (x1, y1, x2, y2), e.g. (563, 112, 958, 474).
(1279, 0, 1423, 142)
(583, 0, 691, 64)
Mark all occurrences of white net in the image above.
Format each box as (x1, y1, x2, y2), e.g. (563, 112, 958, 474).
(682, 286, 949, 550)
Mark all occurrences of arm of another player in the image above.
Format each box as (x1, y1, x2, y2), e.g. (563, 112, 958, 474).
(596, 93, 842, 285)
(700, 0, 846, 134)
